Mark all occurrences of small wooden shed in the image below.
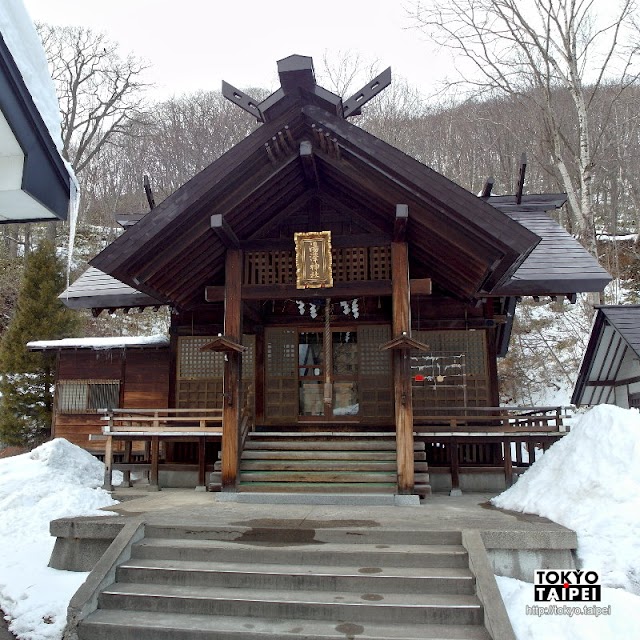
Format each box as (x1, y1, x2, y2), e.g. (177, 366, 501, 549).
(572, 305, 640, 408)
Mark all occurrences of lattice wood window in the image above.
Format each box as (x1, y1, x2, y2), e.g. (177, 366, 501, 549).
(242, 334, 256, 378)
(413, 330, 487, 375)
(333, 248, 368, 281)
(266, 328, 297, 377)
(411, 330, 489, 410)
(176, 379, 223, 409)
(178, 337, 225, 378)
(245, 251, 295, 285)
(358, 325, 393, 420)
(368, 246, 391, 280)
(243, 247, 391, 285)
(57, 379, 120, 413)
(265, 328, 297, 421)
(359, 325, 392, 376)
(176, 335, 256, 409)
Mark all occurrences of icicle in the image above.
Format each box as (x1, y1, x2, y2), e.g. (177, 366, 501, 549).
(65, 167, 80, 288)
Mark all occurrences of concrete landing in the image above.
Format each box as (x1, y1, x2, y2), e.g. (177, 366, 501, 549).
(100, 488, 572, 541)
(50, 489, 577, 582)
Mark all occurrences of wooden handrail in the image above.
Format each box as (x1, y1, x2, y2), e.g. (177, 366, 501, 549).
(100, 408, 223, 415)
(240, 384, 255, 449)
(100, 407, 223, 434)
(412, 405, 571, 434)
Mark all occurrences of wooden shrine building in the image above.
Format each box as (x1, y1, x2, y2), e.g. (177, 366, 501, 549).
(45, 55, 610, 496)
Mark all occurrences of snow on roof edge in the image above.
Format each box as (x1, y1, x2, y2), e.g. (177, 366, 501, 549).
(1, 1, 79, 222)
(1, 1, 64, 155)
(27, 335, 169, 350)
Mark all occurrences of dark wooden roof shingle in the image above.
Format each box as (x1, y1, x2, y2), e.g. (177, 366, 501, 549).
(489, 209, 611, 296)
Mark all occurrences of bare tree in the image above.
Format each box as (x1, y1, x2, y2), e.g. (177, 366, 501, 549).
(37, 23, 150, 175)
(408, 0, 640, 253)
(318, 50, 380, 97)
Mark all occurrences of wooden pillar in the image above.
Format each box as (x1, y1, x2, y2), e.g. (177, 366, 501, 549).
(450, 437, 460, 494)
(503, 439, 513, 487)
(197, 436, 206, 489)
(123, 440, 132, 488)
(254, 326, 265, 425)
(221, 249, 243, 491)
(102, 435, 114, 491)
(150, 436, 160, 490)
(391, 239, 414, 494)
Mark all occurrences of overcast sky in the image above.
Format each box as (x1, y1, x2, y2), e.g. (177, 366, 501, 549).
(22, 0, 453, 100)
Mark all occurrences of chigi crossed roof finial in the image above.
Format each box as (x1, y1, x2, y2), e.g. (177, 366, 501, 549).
(222, 54, 391, 123)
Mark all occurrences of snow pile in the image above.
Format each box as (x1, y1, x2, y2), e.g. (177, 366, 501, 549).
(493, 404, 640, 593)
(0, 439, 118, 640)
(497, 576, 640, 640)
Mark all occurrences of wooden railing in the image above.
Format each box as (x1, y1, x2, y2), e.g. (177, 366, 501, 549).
(413, 406, 572, 491)
(413, 406, 570, 433)
(101, 407, 223, 434)
(99, 408, 224, 491)
(240, 385, 255, 449)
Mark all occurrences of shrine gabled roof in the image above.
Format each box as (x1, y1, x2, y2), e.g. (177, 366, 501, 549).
(90, 99, 540, 308)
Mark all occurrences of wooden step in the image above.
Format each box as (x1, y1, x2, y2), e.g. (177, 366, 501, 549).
(237, 461, 430, 472)
(237, 482, 398, 494)
(239, 471, 430, 484)
(241, 450, 427, 461)
(243, 440, 425, 451)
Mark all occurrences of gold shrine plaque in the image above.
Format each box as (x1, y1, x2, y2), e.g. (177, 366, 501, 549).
(294, 231, 333, 289)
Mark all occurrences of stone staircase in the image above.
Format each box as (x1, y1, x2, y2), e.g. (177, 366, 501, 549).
(209, 432, 431, 496)
(77, 524, 491, 639)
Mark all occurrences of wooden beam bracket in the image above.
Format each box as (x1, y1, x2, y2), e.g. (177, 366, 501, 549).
(299, 140, 320, 187)
(394, 204, 409, 242)
(210, 213, 240, 249)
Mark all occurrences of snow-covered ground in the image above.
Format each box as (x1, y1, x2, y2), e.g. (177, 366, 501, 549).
(493, 404, 640, 638)
(0, 439, 117, 640)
